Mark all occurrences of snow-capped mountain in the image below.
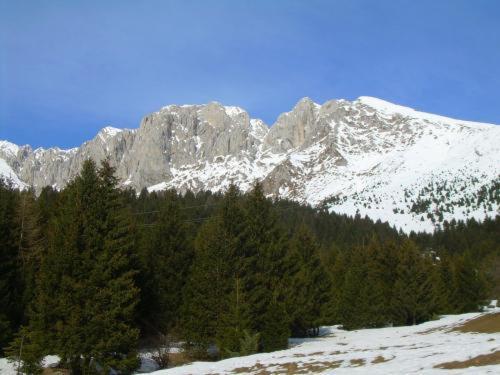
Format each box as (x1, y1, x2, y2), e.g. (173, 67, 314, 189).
(1, 97, 499, 233)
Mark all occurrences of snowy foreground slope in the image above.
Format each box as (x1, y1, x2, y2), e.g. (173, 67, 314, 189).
(0, 310, 498, 374)
(155, 310, 500, 375)
(1, 97, 499, 233)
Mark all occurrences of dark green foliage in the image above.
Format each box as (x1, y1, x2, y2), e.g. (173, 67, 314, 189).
(137, 190, 193, 334)
(260, 299, 289, 352)
(11, 160, 140, 373)
(0, 179, 22, 352)
(285, 224, 330, 336)
(240, 183, 289, 350)
(5, 326, 45, 374)
(392, 241, 437, 325)
(180, 216, 233, 352)
(324, 237, 486, 330)
(450, 253, 489, 313)
(0, 161, 494, 367)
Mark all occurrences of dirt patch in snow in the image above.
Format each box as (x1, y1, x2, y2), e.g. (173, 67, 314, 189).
(168, 352, 192, 367)
(349, 358, 366, 367)
(451, 312, 500, 334)
(434, 350, 500, 369)
(42, 369, 70, 375)
(232, 359, 343, 374)
(372, 355, 391, 364)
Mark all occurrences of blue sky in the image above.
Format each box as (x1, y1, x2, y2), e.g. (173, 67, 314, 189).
(1, 0, 499, 148)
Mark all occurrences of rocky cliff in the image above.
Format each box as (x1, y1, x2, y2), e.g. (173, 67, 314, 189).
(1, 97, 499, 232)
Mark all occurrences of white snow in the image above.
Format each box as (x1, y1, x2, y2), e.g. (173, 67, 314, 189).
(0, 96, 498, 233)
(249, 119, 269, 140)
(224, 106, 245, 117)
(0, 158, 26, 188)
(151, 309, 500, 375)
(0, 140, 20, 157)
(0, 355, 60, 375)
(146, 97, 500, 233)
(1, 311, 496, 374)
(357, 96, 499, 129)
(97, 126, 123, 142)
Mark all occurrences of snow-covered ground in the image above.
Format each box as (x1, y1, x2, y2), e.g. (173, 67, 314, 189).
(154, 309, 499, 374)
(1, 309, 498, 374)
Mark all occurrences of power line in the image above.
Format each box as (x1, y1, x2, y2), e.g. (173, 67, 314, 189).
(137, 204, 302, 226)
(132, 202, 224, 215)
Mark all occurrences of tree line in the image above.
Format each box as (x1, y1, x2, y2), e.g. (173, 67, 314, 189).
(0, 159, 495, 374)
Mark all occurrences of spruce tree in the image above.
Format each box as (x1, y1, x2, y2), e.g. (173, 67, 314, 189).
(336, 247, 368, 330)
(241, 182, 289, 351)
(15, 190, 44, 322)
(285, 224, 329, 337)
(0, 179, 22, 351)
(392, 240, 436, 326)
(451, 253, 488, 312)
(181, 184, 249, 356)
(363, 239, 399, 327)
(179, 216, 233, 354)
(11, 159, 140, 374)
(137, 190, 192, 334)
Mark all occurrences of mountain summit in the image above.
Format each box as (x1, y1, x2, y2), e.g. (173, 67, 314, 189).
(1, 97, 499, 232)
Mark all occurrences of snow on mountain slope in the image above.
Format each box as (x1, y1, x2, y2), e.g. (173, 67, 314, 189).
(1, 97, 498, 233)
(0, 158, 25, 188)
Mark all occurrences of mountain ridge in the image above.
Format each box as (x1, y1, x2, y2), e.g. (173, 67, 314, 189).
(1, 96, 499, 233)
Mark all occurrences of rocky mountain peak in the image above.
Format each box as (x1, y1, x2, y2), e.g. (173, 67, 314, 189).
(1, 97, 498, 233)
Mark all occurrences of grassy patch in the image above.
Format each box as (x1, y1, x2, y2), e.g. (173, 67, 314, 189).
(232, 360, 343, 374)
(434, 350, 500, 369)
(349, 358, 365, 367)
(372, 355, 391, 364)
(42, 369, 70, 375)
(451, 312, 500, 334)
(233, 362, 269, 374)
(167, 351, 193, 367)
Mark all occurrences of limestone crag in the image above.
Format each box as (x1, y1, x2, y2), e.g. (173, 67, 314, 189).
(1, 97, 499, 232)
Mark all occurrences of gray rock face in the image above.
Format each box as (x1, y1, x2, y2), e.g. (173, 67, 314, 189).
(1, 96, 499, 233)
(0, 102, 268, 191)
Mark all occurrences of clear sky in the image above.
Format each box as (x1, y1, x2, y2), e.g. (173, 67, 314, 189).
(1, 0, 499, 148)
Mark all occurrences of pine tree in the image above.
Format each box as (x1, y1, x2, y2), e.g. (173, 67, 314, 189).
(215, 185, 251, 356)
(392, 240, 436, 326)
(260, 299, 289, 352)
(12, 159, 140, 374)
(179, 216, 233, 354)
(336, 246, 368, 330)
(137, 190, 192, 334)
(0, 179, 22, 351)
(240, 183, 290, 350)
(451, 253, 489, 313)
(432, 254, 454, 313)
(216, 277, 251, 357)
(285, 224, 330, 337)
(363, 239, 399, 327)
(15, 189, 44, 322)
(180, 184, 252, 357)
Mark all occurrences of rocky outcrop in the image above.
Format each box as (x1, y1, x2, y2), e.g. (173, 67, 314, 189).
(1, 96, 499, 232)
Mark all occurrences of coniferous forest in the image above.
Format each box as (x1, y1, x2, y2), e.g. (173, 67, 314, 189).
(0, 159, 497, 374)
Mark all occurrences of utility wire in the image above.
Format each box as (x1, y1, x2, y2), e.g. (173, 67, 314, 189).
(136, 204, 301, 226)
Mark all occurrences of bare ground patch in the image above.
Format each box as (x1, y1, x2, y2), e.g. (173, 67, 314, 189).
(434, 350, 500, 369)
(372, 355, 391, 364)
(232, 359, 342, 374)
(451, 312, 500, 334)
(349, 358, 366, 367)
(42, 369, 70, 375)
(168, 352, 193, 367)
